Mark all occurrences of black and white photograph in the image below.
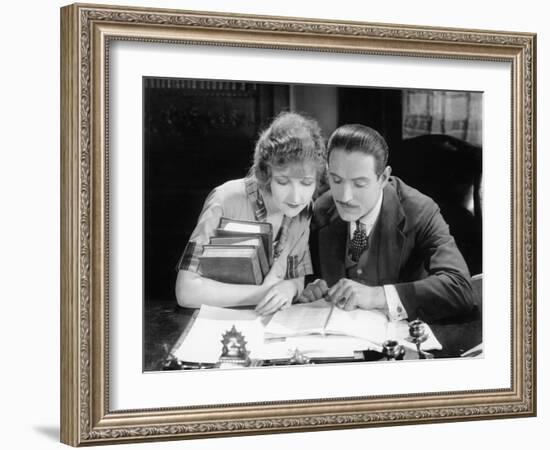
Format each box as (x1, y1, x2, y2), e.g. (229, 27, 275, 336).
(53, 1, 538, 447)
(143, 78, 483, 371)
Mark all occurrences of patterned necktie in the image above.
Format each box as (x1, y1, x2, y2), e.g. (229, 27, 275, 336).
(273, 215, 291, 259)
(350, 220, 368, 262)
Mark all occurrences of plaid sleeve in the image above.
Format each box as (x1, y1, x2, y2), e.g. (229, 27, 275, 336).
(284, 219, 313, 279)
(175, 241, 201, 272)
(285, 249, 313, 279)
(175, 189, 223, 273)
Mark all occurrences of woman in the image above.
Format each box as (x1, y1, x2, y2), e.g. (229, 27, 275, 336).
(175, 112, 326, 315)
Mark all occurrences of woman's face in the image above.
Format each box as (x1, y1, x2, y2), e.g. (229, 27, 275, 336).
(269, 161, 317, 217)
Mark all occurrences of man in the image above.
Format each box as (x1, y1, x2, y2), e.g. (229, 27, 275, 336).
(299, 124, 475, 323)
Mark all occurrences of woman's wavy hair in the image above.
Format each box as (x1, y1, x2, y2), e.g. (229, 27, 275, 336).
(250, 111, 326, 192)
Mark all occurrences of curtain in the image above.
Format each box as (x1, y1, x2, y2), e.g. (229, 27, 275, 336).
(402, 90, 482, 146)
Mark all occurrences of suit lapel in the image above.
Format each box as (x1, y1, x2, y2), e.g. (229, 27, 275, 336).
(364, 182, 407, 284)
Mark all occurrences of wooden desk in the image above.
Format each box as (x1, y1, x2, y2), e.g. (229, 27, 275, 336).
(144, 299, 482, 371)
(429, 314, 482, 359)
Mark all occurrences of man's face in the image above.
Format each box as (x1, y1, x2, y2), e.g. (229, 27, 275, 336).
(328, 149, 390, 222)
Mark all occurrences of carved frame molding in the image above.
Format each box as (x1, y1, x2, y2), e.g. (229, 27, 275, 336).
(61, 3, 536, 446)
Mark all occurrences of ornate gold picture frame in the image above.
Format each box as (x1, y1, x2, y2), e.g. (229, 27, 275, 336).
(60, 2, 536, 446)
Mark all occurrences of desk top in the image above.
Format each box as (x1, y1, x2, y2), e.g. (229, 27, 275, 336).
(144, 299, 482, 371)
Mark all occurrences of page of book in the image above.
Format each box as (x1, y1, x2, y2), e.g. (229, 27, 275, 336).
(202, 247, 256, 257)
(327, 307, 389, 344)
(231, 238, 261, 246)
(264, 299, 391, 345)
(264, 300, 333, 337)
(222, 222, 262, 233)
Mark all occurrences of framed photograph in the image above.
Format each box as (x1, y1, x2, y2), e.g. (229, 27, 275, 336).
(60, 3, 536, 446)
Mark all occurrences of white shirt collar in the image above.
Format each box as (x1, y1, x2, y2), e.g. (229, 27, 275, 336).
(349, 190, 384, 237)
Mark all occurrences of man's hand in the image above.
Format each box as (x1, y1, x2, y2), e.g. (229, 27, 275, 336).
(327, 278, 386, 311)
(255, 280, 297, 316)
(296, 279, 329, 303)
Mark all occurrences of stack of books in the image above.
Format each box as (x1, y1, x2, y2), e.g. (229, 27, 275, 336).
(198, 217, 273, 285)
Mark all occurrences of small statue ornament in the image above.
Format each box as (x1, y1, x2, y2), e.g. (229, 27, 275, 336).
(217, 325, 251, 368)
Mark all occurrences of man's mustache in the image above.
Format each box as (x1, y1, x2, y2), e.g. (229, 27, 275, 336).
(335, 200, 359, 208)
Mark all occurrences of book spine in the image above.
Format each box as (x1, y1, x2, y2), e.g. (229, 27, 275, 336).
(251, 251, 263, 284)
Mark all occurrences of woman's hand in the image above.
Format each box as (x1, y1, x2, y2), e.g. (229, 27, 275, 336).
(255, 280, 298, 316)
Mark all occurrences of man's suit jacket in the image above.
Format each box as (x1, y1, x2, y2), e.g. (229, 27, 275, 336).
(312, 176, 475, 322)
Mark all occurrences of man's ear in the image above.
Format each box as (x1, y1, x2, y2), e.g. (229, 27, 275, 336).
(380, 165, 392, 187)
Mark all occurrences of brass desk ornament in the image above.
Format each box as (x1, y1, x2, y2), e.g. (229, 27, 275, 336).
(382, 340, 405, 361)
(407, 319, 433, 359)
(217, 325, 252, 368)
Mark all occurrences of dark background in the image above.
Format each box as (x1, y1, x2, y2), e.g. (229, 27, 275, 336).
(143, 78, 483, 304)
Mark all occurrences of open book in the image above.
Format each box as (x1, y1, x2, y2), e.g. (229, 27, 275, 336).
(265, 299, 390, 345)
(172, 302, 442, 365)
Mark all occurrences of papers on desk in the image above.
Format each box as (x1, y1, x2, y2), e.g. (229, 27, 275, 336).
(172, 305, 264, 364)
(172, 301, 442, 364)
(258, 335, 377, 360)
